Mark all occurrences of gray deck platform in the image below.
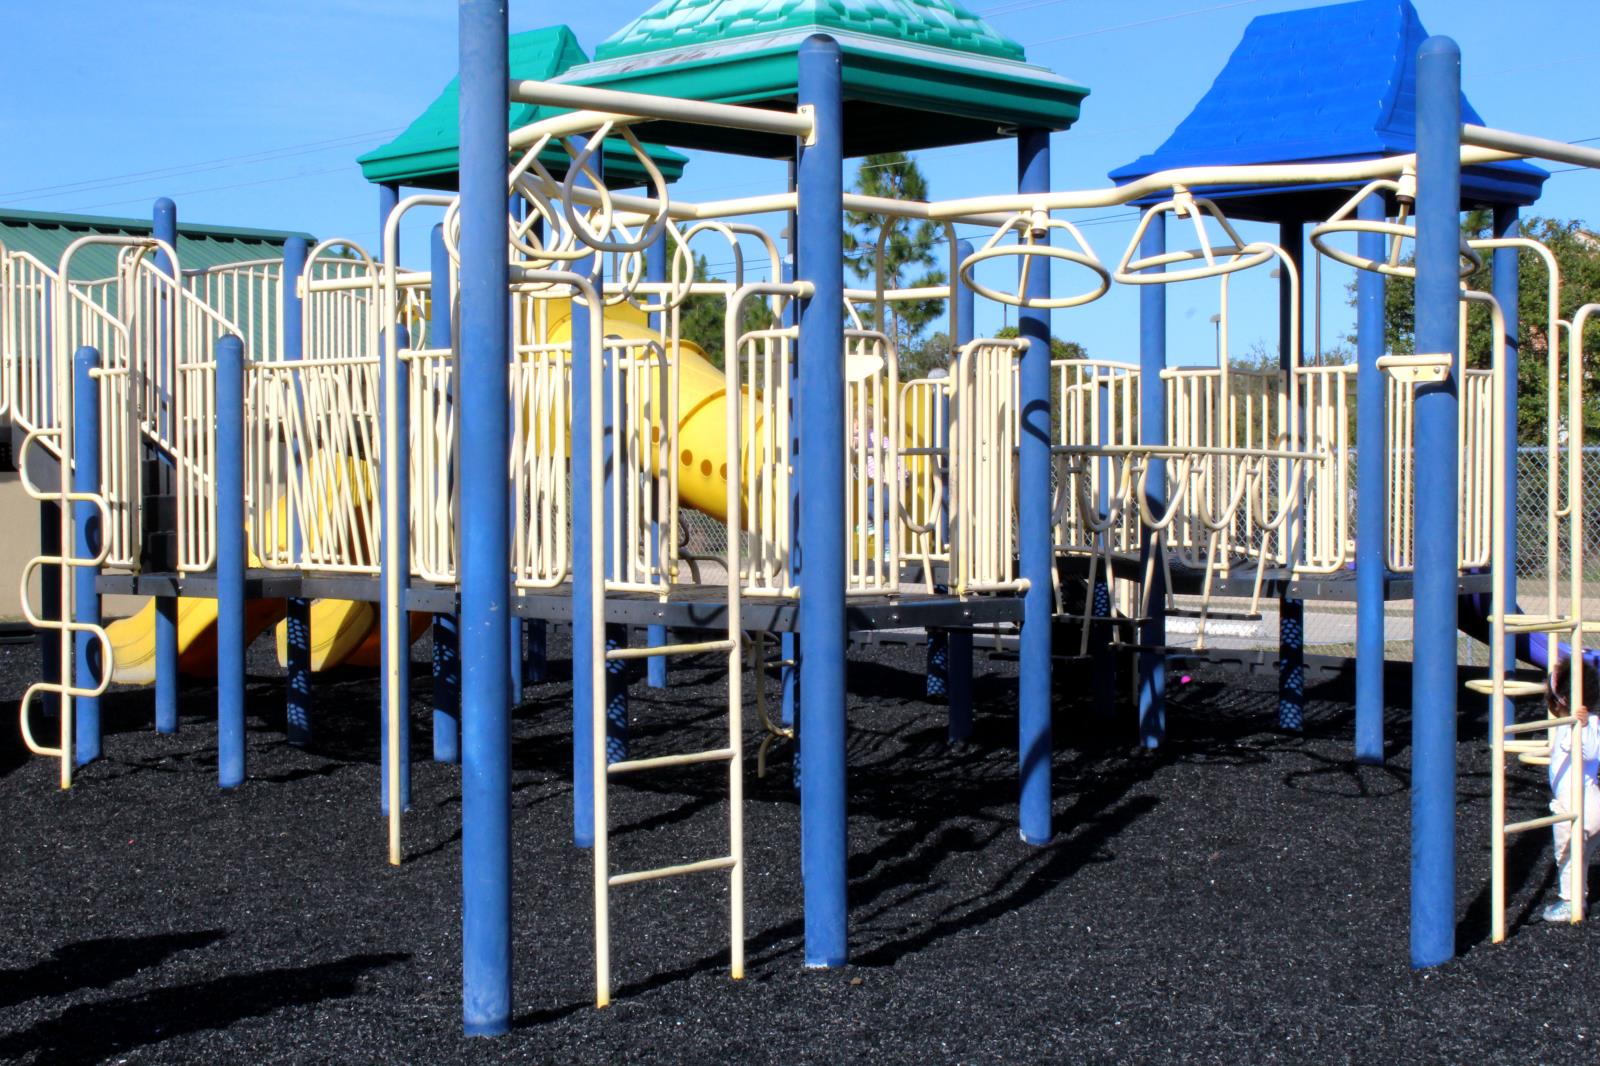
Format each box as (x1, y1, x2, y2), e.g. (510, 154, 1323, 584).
(96, 570, 1025, 634)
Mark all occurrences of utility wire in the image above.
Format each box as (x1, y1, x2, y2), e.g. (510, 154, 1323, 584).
(978, 0, 1077, 18)
(0, 127, 401, 207)
(77, 165, 353, 212)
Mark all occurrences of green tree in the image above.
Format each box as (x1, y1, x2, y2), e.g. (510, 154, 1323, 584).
(1372, 213, 1600, 442)
(843, 153, 946, 357)
(901, 330, 954, 381)
(993, 325, 1087, 362)
(676, 252, 775, 369)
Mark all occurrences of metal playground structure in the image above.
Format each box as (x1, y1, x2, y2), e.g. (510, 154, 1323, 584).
(4, 0, 1599, 1037)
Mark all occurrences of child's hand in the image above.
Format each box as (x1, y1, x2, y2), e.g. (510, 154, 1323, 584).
(1578, 704, 1590, 728)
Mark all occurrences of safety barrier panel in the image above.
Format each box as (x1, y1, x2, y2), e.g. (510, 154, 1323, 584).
(952, 338, 1026, 594)
(846, 329, 899, 595)
(898, 375, 950, 578)
(1054, 358, 1140, 555)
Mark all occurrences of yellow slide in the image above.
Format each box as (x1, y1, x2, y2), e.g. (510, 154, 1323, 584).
(272, 600, 430, 671)
(547, 301, 741, 521)
(108, 596, 288, 685)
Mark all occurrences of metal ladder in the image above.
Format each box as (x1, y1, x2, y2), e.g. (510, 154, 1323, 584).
(1467, 294, 1593, 939)
(587, 285, 771, 1009)
(16, 428, 113, 790)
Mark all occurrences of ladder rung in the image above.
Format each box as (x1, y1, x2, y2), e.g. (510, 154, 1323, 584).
(607, 748, 736, 775)
(1506, 811, 1578, 836)
(1504, 715, 1578, 737)
(609, 855, 737, 887)
(1518, 753, 1553, 766)
(1504, 740, 1551, 755)
(606, 639, 736, 662)
(1504, 614, 1578, 634)
(1465, 678, 1548, 698)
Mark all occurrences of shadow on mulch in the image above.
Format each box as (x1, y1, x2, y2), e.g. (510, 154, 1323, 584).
(2, 628, 1595, 1062)
(0, 943, 407, 1066)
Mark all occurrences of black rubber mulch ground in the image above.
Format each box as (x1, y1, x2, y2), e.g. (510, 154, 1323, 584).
(0, 627, 1595, 1064)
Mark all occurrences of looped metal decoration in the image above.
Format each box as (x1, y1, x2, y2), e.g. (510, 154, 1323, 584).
(959, 213, 1110, 309)
(558, 124, 672, 256)
(505, 133, 590, 266)
(1115, 190, 1276, 284)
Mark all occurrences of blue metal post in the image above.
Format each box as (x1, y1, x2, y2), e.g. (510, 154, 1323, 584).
(430, 222, 461, 763)
(525, 619, 546, 683)
(38, 503, 60, 720)
(509, 615, 523, 704)
(73, 346, 102, 766)
(946, 242, 976, 744)
(1410, 34, 1462, 969)
(1278, 222, 1305, 733)
(1138, 219, 1167, 748)
(153, 197, 179, 734)
(571, 134, 600, 848)
(458, 0, 513, 1034)
(154, 597, 177, 733)
(646, 235, 669, 689)
(1492, 203, 1519, 736)
(1355, 195, 1388, 763)
(282, 236, 312, 747)
(215, 335, 246, 789)
(380, 322, 412, 813)
(1016, 130, 1054, 844)
(1091, 374, 1115, 722)
(434, 614, 461, 763)
(797, 35, 848, 967)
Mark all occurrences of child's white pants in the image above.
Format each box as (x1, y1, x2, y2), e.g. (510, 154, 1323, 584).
(1551, 781, 1600, 901)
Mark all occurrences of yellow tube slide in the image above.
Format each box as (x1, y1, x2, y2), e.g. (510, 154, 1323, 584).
(108, 596, 288, 685)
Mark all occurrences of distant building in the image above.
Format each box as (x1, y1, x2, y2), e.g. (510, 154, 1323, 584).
(1, 208, 312, 619)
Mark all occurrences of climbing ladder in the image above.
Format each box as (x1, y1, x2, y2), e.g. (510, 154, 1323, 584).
(587, 278, 810, 1008)
(16, 423, 114, 790)
(1471, 295, 1594, 939)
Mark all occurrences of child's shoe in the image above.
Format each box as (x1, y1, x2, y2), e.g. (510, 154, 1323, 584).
(1542, 900, 1574, 923)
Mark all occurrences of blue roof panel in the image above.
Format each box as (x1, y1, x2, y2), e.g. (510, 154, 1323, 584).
(1109, 0, 1546, 213)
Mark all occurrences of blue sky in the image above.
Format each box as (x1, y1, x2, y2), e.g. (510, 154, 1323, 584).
(6, 0, 1598, 363)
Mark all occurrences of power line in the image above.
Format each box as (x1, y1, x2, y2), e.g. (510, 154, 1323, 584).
(978, 0, 1077, 18)
(77, 165, 354, 212)
(0, 127, 401, 207)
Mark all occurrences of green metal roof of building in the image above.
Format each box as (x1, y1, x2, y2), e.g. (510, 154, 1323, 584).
(0, 207, 312, 282)
(557, 0, 1089, 158)
(357, 25, 689, 189)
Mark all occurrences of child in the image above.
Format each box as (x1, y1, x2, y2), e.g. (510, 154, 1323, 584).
(1543, 655, 1600, 923)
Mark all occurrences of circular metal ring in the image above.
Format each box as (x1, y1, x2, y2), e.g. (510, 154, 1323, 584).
(959, 242, 1111, 309)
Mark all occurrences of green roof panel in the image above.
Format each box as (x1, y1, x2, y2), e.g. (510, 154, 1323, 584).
(358, 25, 689, 189)
(0, 207, 312, 282)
